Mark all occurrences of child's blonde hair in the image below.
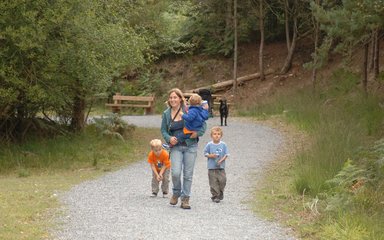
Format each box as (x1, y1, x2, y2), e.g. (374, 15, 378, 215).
(150, 139, 162, 150)
(188, 93, 202, 106)
(210, 126, 223, 136)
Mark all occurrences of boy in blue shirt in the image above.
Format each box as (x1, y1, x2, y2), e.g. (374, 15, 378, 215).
(203, 126, 229, 203)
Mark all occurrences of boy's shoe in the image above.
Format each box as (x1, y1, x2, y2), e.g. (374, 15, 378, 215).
(180, 197, 191, 209)
(162, 143, 172, 150)
(150, 192, 157, 197)
(162, 192, 168, 198)
(170, 195, 178, 205)
(213, 198, 220, 203)
(219, 192, 224, 200)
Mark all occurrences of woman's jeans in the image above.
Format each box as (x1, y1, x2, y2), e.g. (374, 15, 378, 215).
(170, 144, 198, 199)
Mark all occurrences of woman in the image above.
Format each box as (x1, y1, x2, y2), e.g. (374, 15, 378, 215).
(161, 88, 207, 209)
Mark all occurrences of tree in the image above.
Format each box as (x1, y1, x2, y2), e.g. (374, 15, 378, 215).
(280, 0, 298, 74)
(0, 0, 149, 139)
(258, 0, 266, 80)
(311, 0, 384, 93)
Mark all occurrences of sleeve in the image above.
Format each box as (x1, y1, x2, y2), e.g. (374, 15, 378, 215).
(147, 152, 153, 164)
(160, 110, 171, 143)
(201, 109, 209, 120)
(182, 108, 198, 122)
(204, 143, 210, 157)
(162, 151, 171, 168)
(223, 143, 230, 157)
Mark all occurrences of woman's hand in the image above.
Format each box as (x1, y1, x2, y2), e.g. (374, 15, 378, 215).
(170, 136, 178, 145)
(190, 132, 198, 138)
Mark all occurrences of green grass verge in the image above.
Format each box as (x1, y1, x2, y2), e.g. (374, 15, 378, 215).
(247, 70, 384, 239)
(0, 127, 159, 240)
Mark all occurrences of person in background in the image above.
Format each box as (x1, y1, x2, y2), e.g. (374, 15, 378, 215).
(161, 88, 207, 209)
(203, 126, 229, 203)
(147, 139, 170, 197)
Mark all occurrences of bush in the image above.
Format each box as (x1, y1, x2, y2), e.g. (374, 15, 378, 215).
(92, 114, 136, 141)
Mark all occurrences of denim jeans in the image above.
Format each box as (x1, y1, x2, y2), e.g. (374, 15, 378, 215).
(170, 143, 198, 198)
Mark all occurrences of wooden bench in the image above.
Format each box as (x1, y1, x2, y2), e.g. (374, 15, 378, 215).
(105, 93, 155, 114)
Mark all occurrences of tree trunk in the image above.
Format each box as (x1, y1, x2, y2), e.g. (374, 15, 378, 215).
(280, 0, 298, 74)
(233, 0, 238, 95)
(225, 0, 233, 36)
(311, 9, 320, 91)
(373, 28, 379, 79)
(284, 0, 290, 51)
(362, 42, 369, 95)
(70, 85, 86, 132)
(187, 71, 272, 93)
(259, 0, 265, 81)
(369, 30, 375, 71)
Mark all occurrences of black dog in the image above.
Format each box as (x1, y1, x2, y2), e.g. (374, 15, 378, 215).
(219, 99, 228, 126)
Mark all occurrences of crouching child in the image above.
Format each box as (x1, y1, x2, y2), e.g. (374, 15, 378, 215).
(148, 139, 171, 197)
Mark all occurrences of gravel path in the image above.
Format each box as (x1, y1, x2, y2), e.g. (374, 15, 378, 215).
(53, 115, 296, 240)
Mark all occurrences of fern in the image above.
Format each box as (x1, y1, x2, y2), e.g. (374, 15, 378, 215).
(92, 114, 135, 141)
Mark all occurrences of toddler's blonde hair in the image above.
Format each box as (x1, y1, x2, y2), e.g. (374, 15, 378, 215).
(150, 139, 162, 150)
(188, 93, 202, 106)
(210, 126, 223, 136)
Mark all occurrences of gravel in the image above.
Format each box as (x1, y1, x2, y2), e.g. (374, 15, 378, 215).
(52, 115, 296, 240)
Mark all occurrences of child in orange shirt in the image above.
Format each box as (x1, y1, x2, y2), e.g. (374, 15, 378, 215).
(147, 139, 171, 197)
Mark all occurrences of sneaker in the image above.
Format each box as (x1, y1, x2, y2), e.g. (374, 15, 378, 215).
(162, 143, 171, 150)
(163, 192, 168, 198)
(170, 195, 178, 205)
(213, 198, 220, 203)
(150, 192, 157, 197)
(219, 192, 224, 200)
(180, 197, 191, 209)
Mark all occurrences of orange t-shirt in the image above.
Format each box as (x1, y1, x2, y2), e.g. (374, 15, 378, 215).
(147, 149, 170, 172)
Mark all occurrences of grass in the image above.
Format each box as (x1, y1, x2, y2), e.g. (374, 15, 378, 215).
(246, 70, 384, 239)
(0, 126, 159, 240)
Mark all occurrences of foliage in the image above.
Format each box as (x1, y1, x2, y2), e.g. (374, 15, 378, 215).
(92, 114, 135, 141)
(0, 127, 158, 240)
(179, 0, 260, 56)
(0, 0, 149, 137)
(245, 68, 384, 239)
(311, 0, 384, 64)
(324, 159, 367, 212)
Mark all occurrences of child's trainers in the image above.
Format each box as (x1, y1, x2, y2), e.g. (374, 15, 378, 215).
(162, 143, 172, 150)
(150, 192, 157, 197)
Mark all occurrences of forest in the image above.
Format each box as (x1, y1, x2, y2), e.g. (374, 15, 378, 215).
(1, 0, 384, 239)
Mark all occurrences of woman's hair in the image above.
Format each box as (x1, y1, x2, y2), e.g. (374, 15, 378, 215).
(211, 126, 223, 136)
(166, 88, 186, 107)
(188, 94, 202, 106)
(150, 139, 162, 149)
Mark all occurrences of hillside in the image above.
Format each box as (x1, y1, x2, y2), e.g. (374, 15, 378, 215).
(154, 39, 384, 111)
(155, 40, 312, 105)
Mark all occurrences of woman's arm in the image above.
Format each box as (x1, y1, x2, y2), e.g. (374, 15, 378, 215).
(160, 111, 171, 143)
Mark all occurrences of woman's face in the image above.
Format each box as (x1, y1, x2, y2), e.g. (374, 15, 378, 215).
(168, 92, 182, 108)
